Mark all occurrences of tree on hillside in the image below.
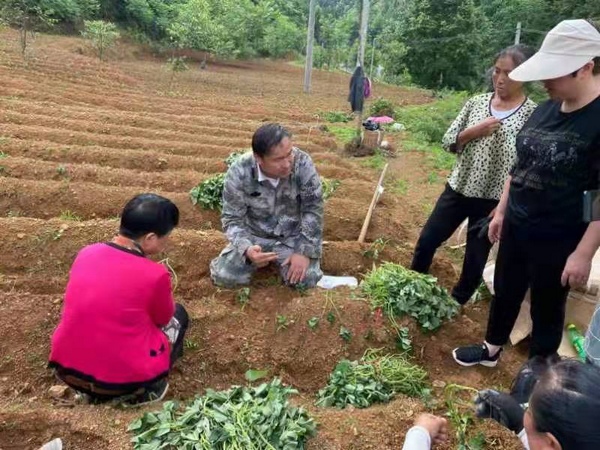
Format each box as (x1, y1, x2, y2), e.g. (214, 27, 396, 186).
(81, 19, 119, 60)
(402, 0, 489, 91)
(0, 0, 56, 55)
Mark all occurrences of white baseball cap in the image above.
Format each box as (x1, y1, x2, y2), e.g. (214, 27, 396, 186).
(509, 19, 600, 82)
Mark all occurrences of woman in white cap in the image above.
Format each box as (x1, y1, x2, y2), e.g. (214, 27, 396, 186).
(453, 19, 600, 367)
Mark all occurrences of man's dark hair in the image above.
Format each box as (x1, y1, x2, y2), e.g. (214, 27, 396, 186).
(251, 123, 291, 157)
(588, 19, 600, 75)
(530, 360, 600, 450)
(119, 193, 179, 239)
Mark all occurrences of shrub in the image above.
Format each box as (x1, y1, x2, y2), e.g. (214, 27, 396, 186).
(81, 20, 120, 61)
(369, 98, 395, 118)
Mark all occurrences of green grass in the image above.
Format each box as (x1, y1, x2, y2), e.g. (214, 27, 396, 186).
(395, 91, 468, 145)
(59, 210, 82, 221)
(395, 91, 467, 179)
(391, 178, 409, 195)
(327, 124, 358, 146)
(361, 150, 387, 171)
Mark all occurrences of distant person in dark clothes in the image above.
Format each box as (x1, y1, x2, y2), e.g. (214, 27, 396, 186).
(49, 194, 189, 406)
(454, 19, 600, 367)
(348, 65, 366, 113)
(410, 45, 536, 305)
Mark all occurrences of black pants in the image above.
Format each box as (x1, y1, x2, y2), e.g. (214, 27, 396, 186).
(169, 303, 190, 367)
(485, 221, 580, 358)
(411, 184, 497, 304)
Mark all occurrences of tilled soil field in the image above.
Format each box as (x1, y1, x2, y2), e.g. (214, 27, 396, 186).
(0, 30, 524, 450)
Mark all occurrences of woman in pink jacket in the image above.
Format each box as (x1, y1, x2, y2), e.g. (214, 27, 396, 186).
(49, 194, 188, 406)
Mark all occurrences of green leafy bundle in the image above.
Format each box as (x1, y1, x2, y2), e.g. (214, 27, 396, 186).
(362, 263, 459, 331)
(321, 178, 340, 200)
(224, 151, 247, 167)
(189, 173, 226, 211)
(316, 350, 427, 409)
(129, 378, 316, 450)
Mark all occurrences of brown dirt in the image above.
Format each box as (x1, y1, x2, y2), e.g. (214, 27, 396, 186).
(0, 29, 524, 450)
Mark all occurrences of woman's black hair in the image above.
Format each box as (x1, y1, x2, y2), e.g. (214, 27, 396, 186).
(119, 193, 179, 239)
(251, 123, 291, 157)
(529, 360, 600, 450)
(485, 44, 535, 90)
(494, 44, 535, 69)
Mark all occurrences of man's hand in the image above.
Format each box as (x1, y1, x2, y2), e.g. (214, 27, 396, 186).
(477, 117, 502, 137)
(282, 253, 310, 285)
(488, 213, 504, 243)
(245, 245, 278, 268)
(414, 414, 448, 446)
(561, 249, 592, 288)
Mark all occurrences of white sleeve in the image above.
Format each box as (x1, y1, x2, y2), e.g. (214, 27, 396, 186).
(518, 429, 530, 450)
(401, 426, 431, 450)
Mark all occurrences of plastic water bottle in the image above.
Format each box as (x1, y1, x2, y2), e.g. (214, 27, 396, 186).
(567, 324, 586, 362)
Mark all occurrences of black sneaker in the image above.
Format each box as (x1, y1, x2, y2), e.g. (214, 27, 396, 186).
(452, 344, 502, 367)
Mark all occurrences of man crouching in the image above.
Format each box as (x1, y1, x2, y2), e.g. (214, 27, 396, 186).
(210, 123, 324, 289)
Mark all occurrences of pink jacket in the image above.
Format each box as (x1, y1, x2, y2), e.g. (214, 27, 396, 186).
(49, 243, 175, 387)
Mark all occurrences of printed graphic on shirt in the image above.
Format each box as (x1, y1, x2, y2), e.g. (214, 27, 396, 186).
(513, 127, 589, 190)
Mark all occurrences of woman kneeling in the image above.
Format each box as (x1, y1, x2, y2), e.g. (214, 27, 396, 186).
(49, 193, 188, 406)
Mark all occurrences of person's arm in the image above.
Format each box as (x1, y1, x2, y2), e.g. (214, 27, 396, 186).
(294, 154, 324, 259)
(150, 271, 176, 327)
(496, 176, 512, 217)
(221, 164, 254, 256)
(561, 221, 600, 287)
(401, 426, 431, 450)
(442, 98, 474, 154)
(488, 176, 512, 242)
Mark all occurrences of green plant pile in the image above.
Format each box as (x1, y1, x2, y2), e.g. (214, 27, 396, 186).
(189, 173, 226, 211)
(361, 263, 459, 332)
(321, 178, 340, 200)
(129, 378, 316, 450)
(224, 151, 247, 167)
(316, 349, 427, 409)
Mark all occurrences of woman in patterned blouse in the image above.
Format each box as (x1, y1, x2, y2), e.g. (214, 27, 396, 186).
(410, 45, 537, 305)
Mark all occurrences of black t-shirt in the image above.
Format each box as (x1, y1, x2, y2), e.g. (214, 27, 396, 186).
(508, 96, 600, 239)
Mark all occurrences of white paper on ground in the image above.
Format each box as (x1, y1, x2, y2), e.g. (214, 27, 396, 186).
(317, 275, 358, 289)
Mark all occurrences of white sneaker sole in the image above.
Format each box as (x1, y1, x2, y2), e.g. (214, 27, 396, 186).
(452, 349, 499, 367)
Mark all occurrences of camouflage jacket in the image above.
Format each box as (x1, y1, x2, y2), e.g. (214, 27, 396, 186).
(221, 148, 324, 259)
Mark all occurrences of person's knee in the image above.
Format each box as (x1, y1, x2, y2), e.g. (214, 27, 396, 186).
(301, 262, 323, 288)
(210, 255, 252, 288)
(174, 303, 189, 329)
(415, 226, 445, 252)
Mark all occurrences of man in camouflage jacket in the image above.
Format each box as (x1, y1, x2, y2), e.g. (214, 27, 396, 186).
(210, 123, 324, 288)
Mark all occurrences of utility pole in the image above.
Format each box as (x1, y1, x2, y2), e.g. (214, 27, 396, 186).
(514, 22, 522, 45)
(357, 0, 370, 67)
(303, 0, 317, 94)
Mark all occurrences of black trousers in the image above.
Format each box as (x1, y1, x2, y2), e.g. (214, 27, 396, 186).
(485, 221, 580, 358)
(169, 303, 190, 367)
(411, 184, 498, 304)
